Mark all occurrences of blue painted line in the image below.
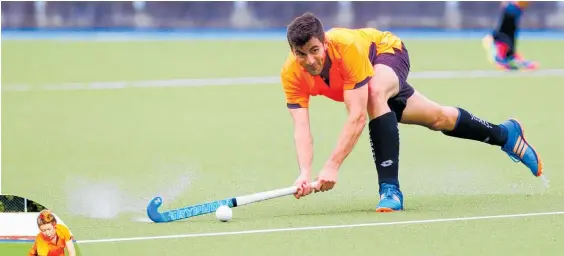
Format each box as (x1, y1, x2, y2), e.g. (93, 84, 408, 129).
(2, 28, 563, 41)
(2, 27, 563, 33)
(0, 239, 34, 243)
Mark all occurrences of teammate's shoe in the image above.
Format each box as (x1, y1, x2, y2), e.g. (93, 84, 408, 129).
(509, 52, 539, 70)
(500, 119, 543, 177)
(376, 183, 403, 212)
(481, 35, 538, 71)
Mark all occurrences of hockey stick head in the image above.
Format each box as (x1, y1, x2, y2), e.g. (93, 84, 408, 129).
(147, 196, 168, 223)
(147, 196, 237, 223)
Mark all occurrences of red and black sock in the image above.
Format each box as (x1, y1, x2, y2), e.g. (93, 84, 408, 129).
(492, 2, 525, 58)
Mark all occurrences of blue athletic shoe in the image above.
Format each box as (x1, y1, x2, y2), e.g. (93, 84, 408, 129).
(376, 183, 403, 212)
(481, 35, 539, 71)
(500, 119, 543, 177)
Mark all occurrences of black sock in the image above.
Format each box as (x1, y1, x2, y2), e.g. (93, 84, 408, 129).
(493, 2, 523, 57)
(442, 108, 507, 147)
(369, 112, 400, 189)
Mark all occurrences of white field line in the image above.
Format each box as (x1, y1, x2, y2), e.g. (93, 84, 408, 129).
(3, 69, 564, 92)
(76, 210, 564, 244)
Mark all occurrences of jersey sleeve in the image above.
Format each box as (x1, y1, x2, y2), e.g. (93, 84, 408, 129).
(57, 224, 73, 242)
(281, 64, 310, 109)
(341, 41, 374, 90)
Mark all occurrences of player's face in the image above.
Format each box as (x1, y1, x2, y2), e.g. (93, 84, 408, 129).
(39, 223, 55, 239)
(293, 37, 327, 76)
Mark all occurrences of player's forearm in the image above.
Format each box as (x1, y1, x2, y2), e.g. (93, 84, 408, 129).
(67, 241, 76, 256)
(326, 114, 366, 170)
(294, 130, 314, 176)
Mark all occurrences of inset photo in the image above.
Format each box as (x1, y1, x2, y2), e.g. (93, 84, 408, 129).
(0, 195, 83, 256)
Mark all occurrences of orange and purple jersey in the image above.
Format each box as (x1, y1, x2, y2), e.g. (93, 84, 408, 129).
(280, 27, 404, 109)
(506, 1, 530, 9)
(28, 224, 73, 256)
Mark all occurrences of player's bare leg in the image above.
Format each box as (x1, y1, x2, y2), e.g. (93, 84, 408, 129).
(400, 90, 543, 177)
(398, 91, 459, 131)
(366, 64, 404, 212)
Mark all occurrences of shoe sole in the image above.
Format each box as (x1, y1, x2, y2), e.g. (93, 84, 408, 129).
(516, 62, 539, 72)
(510, 118, 543, 177)
(375, 207, 403, 213)
(376, 208, 397, 212)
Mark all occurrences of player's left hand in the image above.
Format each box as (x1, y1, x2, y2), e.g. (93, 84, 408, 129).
(314, 167, 338, 192)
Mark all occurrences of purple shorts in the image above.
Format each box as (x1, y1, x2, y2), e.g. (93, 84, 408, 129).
(369, 42, 415, 122)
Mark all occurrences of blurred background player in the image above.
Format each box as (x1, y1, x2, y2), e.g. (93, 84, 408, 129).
(28, 209, 76, 256)
(482, 1, 539, 70)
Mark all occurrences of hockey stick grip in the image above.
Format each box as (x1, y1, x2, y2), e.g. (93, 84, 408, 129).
(235, 181, 319, 206)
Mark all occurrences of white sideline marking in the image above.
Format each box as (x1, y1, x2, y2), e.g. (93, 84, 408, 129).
(77, 210, 564, 244)
(3, 69, 564, 92)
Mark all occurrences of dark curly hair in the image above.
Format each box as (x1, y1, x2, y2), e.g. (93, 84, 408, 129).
(286, 12, 325, 49)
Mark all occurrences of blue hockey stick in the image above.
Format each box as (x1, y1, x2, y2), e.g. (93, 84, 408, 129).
(147, 181, 319, 223)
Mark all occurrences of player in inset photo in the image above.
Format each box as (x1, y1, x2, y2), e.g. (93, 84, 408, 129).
(28, 209, 76, 256)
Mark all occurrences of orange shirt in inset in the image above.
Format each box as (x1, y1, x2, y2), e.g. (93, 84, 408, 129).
(28, 224, 73, 256)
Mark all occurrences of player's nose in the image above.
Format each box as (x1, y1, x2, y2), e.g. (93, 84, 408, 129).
(306, 54, 316, 65)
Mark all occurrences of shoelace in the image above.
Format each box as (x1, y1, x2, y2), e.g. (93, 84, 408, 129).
(380, 187, 398, 201)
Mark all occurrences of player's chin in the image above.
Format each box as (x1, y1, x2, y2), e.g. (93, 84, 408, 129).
(307, 69, 322, 76)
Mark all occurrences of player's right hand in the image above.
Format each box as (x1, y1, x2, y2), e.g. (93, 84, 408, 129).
(293, 175, 312, 199)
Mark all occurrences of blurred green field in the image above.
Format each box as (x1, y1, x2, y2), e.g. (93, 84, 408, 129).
(2, 38, 564, 256)
(0, 243, 32, 255)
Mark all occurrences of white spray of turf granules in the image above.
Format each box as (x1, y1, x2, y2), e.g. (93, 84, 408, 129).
(65, 177, 123, 219)
(64, 173, 192, 220)
(540, 172, 550, 191)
